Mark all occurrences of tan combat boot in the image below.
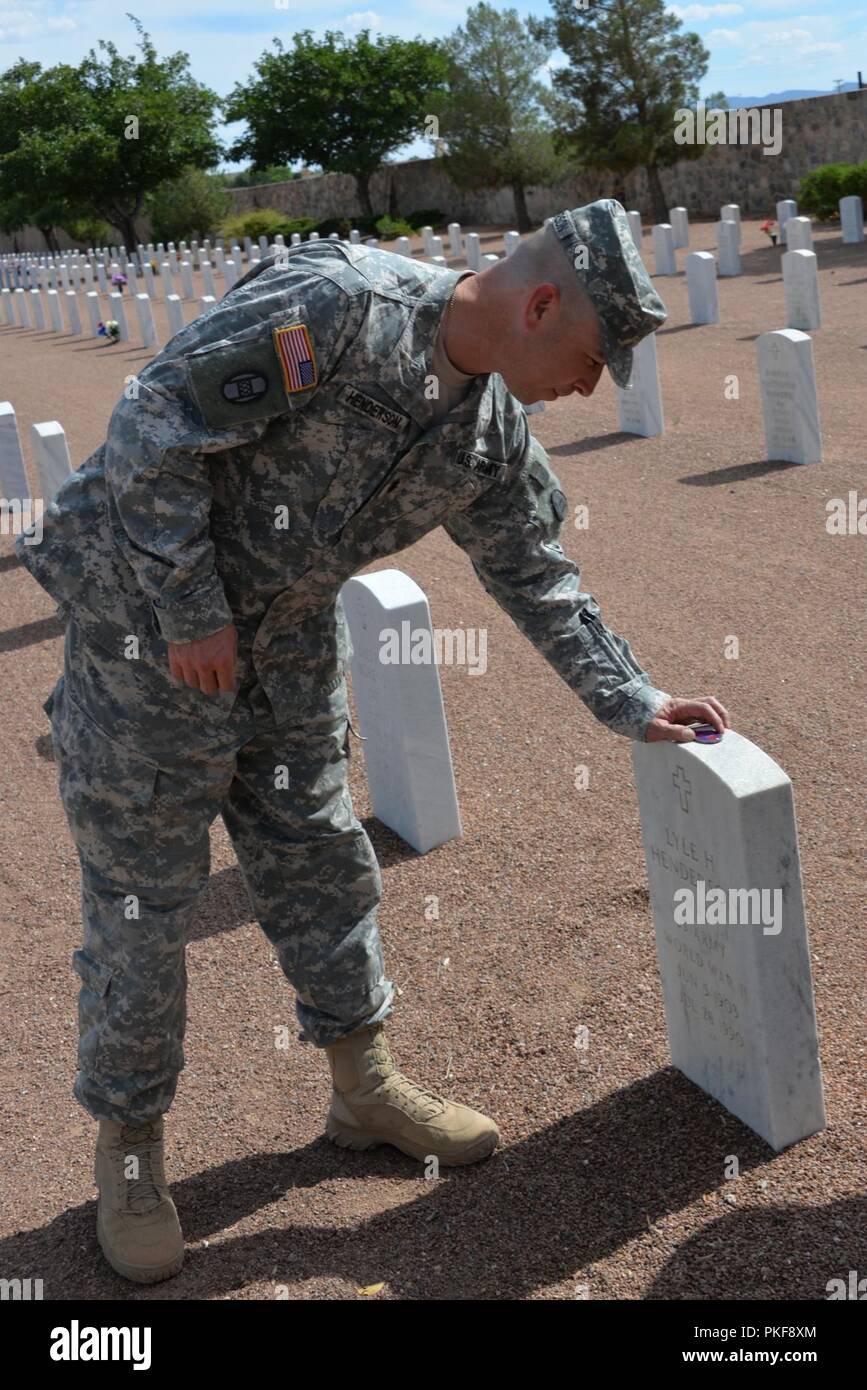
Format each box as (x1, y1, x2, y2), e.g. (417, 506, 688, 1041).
(95, 1116, 184, 1284)
(325, 1025, 500, 1166)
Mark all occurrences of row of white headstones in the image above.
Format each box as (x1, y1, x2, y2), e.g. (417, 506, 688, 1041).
(619, 195, 867, 464)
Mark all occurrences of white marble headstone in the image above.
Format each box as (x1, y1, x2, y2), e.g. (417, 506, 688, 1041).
(616, 332, 664, 437)
(448, 222, 462, 257)
(686, 251, 719, 325)
(627, 210, 642, 249)
(632, 731, 825, 1151)
(651, 223, 677, 276)
(165, 294, 185, 338)
(465, 233, 481, 271)
(782, 249, 821, 332)
(30, 421, 71, 501)
(839, 195, 864, 244)
(340, 569, 462, 855)
(757, 329, 822, 465)
(0, 401, 30, 502)
(720, 204, 741, 243)
(716, 219, 740, 277)
(669, 207, 689, 248)
(786, 217, 813, 252)
(134, 292, 159, 348)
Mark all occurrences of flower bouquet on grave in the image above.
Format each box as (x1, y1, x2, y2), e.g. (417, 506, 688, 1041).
(760, 219, 779, 246)
(111, 272, 127, 292)
(97, 319, 120, 343)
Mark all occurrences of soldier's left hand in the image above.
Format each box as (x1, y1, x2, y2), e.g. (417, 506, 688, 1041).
(644, 696, 730, 743)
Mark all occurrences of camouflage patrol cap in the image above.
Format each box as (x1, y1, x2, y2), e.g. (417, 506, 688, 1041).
(548, 199, 667, 387)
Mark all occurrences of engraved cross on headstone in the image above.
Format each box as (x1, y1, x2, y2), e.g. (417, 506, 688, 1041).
(673, 764, 692, 812)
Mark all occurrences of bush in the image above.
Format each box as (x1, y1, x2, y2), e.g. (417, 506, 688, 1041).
(375, 215, 416, 239)
(219, 208, 318, 241)
(797, 162, 867, 221)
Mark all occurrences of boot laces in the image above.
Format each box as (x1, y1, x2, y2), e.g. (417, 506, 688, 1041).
(387, 1072, 447, 1120)
(118, 1124, 162, 1213)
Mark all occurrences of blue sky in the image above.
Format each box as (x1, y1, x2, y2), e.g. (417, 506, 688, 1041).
(1, 1, 863, 167)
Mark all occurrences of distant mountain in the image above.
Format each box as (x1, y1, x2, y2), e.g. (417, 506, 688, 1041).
(721, 85, 861, 107)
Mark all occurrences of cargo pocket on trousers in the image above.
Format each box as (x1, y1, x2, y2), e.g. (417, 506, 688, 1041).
(72, 947, 113, 1076)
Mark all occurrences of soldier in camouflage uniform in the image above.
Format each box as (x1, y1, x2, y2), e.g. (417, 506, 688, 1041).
(16, 199, 729, 1283)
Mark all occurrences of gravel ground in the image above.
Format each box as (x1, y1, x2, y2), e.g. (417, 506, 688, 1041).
(0, 218, 864, 1302)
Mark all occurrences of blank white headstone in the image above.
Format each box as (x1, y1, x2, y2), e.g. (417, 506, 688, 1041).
(686, 251, 719, 325)
(349, 229, 361, 245)
(223, 258, 238, 291)
(632, 732, 825, 1152)
(165, 293, 185, 338)
(651, 224, 677, 276)
(720, 204, 741, 244)
(616, 332, 664, 437)
(258, 235, 269, 256)
(669, 207, 689, 248)
(200, 261, 215, 297)
(421, 225, 434, 255)
(782, 249, 821, 332)
(29, 289, 45, 330)
(776, 199, 797, 245)
(786, 217, 813, 252)
(30, 421, 71, 501)
(839, 195, 864, 244)
(716, 219, 741, 276)
(15, 287, 32, 328)
(429, 235, 444, 259)
(341, 570, 462, 855)
(200, 295, 216, 312)
(142, 263, 157, 299)
(46, 288, 63, 332)
(179, 261, 194, 299)
(0, 401, 30, 502)
(65, 291, 82, 335)
(448, 222, 462, 257)
(394, 236, 411, 257)
(482, 253, 498, 264)
(134, 292, 159, 348)
(108, 292, 130, 342)
(465, 232, 481, 271)
(291, 232, 302, 247)
(627, 210, 642, 249)
(85, 291, 103, 336)
(96, 263, 109, 295)
(243, 235, 253, 258)
(83, 264, 94, 290)
(159, 261, 173, 296)
(504, 230, 521, 256)
(213, 246, 226, 273)
(757, 329, 822, 465)
(1, 287, 14, 325)
(308, 232, 319, 242)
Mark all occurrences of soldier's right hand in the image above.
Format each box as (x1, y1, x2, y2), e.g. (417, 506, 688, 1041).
(168, 623, 238, 695)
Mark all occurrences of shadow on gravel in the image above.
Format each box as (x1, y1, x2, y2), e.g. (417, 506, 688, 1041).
(679, 460, 800, 487)
(0, 611, 66, 654)
(0, 552, 23, 573)
(548, 432, 643, 458)
(658, 323, 704, 336)
(4, 1068, 846, 1301)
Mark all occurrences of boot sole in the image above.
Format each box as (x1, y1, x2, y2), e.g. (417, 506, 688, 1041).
(97, 1210, 185, 1285)
(326, 1115, 499, 1166)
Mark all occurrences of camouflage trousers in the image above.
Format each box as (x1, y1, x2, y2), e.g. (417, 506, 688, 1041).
(45, 616, 393, 1126)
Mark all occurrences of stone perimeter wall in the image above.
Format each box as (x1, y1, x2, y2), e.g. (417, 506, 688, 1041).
(2, 89, 864, 253)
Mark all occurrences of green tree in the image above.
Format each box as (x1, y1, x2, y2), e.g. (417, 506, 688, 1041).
(529, 0, 709, 224)
(146, 167, 229, 243)
(217, 165, 298, 188)
(225, 29, 448, 217)
(434, 3, 571, 232)
(0, 17, 222, 248)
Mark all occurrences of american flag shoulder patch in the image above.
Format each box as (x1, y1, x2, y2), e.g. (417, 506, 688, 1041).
(273, 322, 318, 394)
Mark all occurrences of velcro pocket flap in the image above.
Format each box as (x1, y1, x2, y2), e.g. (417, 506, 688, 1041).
(183, 306, 314, 431)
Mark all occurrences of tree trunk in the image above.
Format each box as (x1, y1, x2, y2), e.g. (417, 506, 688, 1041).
(645, 163, 669, 226)
(355, 171, 374, 220)
(105, 208, 139, 250)
(512, 181, 532, 233)
(38, 225, 55, 252)
(387, 168, 399, 219)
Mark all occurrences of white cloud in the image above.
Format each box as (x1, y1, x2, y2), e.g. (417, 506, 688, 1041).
(670, 4, 744, 19)
(0, 7, 77, 41)
(708, 27, 741, 42)
(342, 10, 382, 30)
